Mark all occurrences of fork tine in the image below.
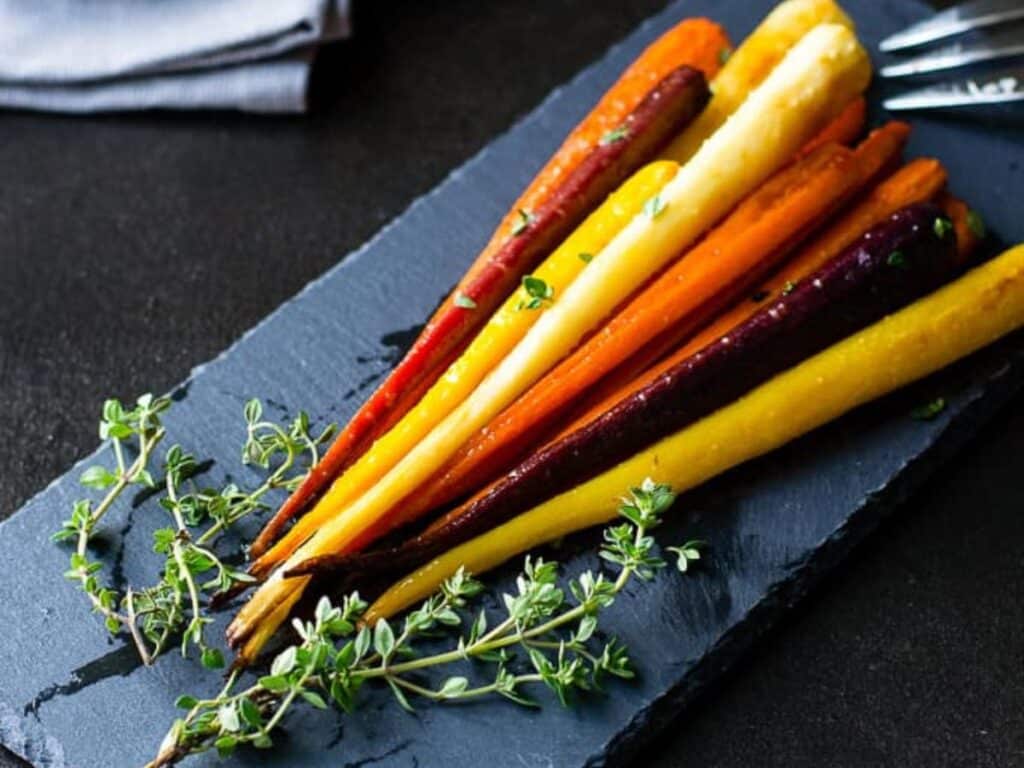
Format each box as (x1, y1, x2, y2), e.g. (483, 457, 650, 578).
(881, 26, 1024, 77)
(880, 0, 1024, 52)
(883, 66, 1024, 110)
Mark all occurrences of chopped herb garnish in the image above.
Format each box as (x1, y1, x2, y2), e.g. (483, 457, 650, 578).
(911, 397, 946, 421)
(887, 250, 908, 269)
(966, 210, 986, 239)
(578, 252, 594, 264)
(518, 275, 555, 311)
(454, 292, 477, 310)
(643, 195, 667, 220)
(718, 47, 733, 65)
(600, 125, 630, 146)
(750, 289, 770, 303)
(781, 280, 797, 296)
(511, 208, 535, 237)
(933, 217, 954, 240)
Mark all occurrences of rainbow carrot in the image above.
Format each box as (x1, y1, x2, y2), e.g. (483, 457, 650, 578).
(228, 23, 871, 663)
(249, 64, 711, 558)
(366, 241, 1024, 621)
(291, 203, 963, 586)
(379, 124, 909, 533)
(662, 0, 853, 164)
(249, 161, 681, 577)
(559, 151, 943, 435)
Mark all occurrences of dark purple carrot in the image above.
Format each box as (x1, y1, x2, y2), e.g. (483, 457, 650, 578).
(287, 202, 960, 586)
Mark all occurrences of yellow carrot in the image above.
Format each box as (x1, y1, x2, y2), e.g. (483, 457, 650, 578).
(662, 0, 853, 164)
(251, 161, 680, 575)
(229, 22, 870, 660)
(367, 243, 1024, 621)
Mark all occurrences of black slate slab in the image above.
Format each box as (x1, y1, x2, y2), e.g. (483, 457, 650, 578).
(1, 1, 1022, 766)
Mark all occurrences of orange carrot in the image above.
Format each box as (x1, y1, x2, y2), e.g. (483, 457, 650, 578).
(246, 19, 730, 559)
(369, 131, 908, 540)
(798, 96, 866, 157)
(939, 192, 982, 261)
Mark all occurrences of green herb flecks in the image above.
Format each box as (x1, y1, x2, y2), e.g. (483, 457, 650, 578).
(599, 125, 630, 146)
(643, 195, 667, 221)
(148, 479, 704, 767)
(454, 292, 477, 310)
(933, 216, 954, 240)
(578, 252, 594, 264)
(887, 251, 908, 270)
(518, 275, 555, 311)
(911, 397, 946, 421)
(511, 208, 535, 237)
(781, 280, 797, 296)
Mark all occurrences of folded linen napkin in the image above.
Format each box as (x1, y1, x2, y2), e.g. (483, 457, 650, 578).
(0, 0, 350, 113)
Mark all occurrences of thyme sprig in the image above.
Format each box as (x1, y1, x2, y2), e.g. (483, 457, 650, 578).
(517, 274, 555, 311)
(54, 395, 335, 667)
(148, 479, 703, 767)
(53, 394, 171, 664)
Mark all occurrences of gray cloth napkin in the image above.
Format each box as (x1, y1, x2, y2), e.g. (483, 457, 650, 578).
(0, 0, 351, 113)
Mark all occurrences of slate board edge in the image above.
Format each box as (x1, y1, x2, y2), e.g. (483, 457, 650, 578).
(588, 347, 1024, 768)
(0, 5, 695, 766)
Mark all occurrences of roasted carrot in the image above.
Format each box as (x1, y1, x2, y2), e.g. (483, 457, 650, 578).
(569, 119, 913, 410)
(229, 24, 871, 663)
(559, 152, 944, 437)
(798, 96, 866, 157)
(662, 0, 853, 164)
(248, 65, 711, 558)
(379, 124, 908, 534)
(248, 161, 682, 578)
(292, 204, 962, 585)
(366, 241, 1024, 622)
(483, 18, 729, 252)
(939, 192, 983, 260)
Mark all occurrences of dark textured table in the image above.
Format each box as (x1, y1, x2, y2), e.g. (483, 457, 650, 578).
(1, 1, 1020, 767)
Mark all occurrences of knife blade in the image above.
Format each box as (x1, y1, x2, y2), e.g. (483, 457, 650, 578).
(880, 0, 1024, 52)
(883, 67, 1024, 110)
(881, 25, 1024, 77)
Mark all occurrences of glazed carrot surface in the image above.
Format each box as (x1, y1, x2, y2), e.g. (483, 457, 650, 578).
(561, 135, 938, 436)
(250, 61, 712, 558)
(389, 124, 908, 531)
(250, 1, 852, 558)
(291, 203, 961, 586)
(250, 161, 682, 577)
(367, 243, 1024, 621)
(229, 23, 871, 663)
(484, 17, 729, 253)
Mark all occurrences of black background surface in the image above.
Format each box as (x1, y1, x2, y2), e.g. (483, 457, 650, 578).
(1, 1, 1021, 767)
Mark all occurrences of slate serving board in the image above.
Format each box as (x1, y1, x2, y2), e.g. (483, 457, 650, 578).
(2, 0, 1022, 766)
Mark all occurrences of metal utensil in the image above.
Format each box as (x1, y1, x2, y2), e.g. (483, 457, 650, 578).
(881, 0, 1024, 110)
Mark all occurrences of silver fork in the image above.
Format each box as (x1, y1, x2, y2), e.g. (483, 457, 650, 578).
(879, 0, 1024, 111)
